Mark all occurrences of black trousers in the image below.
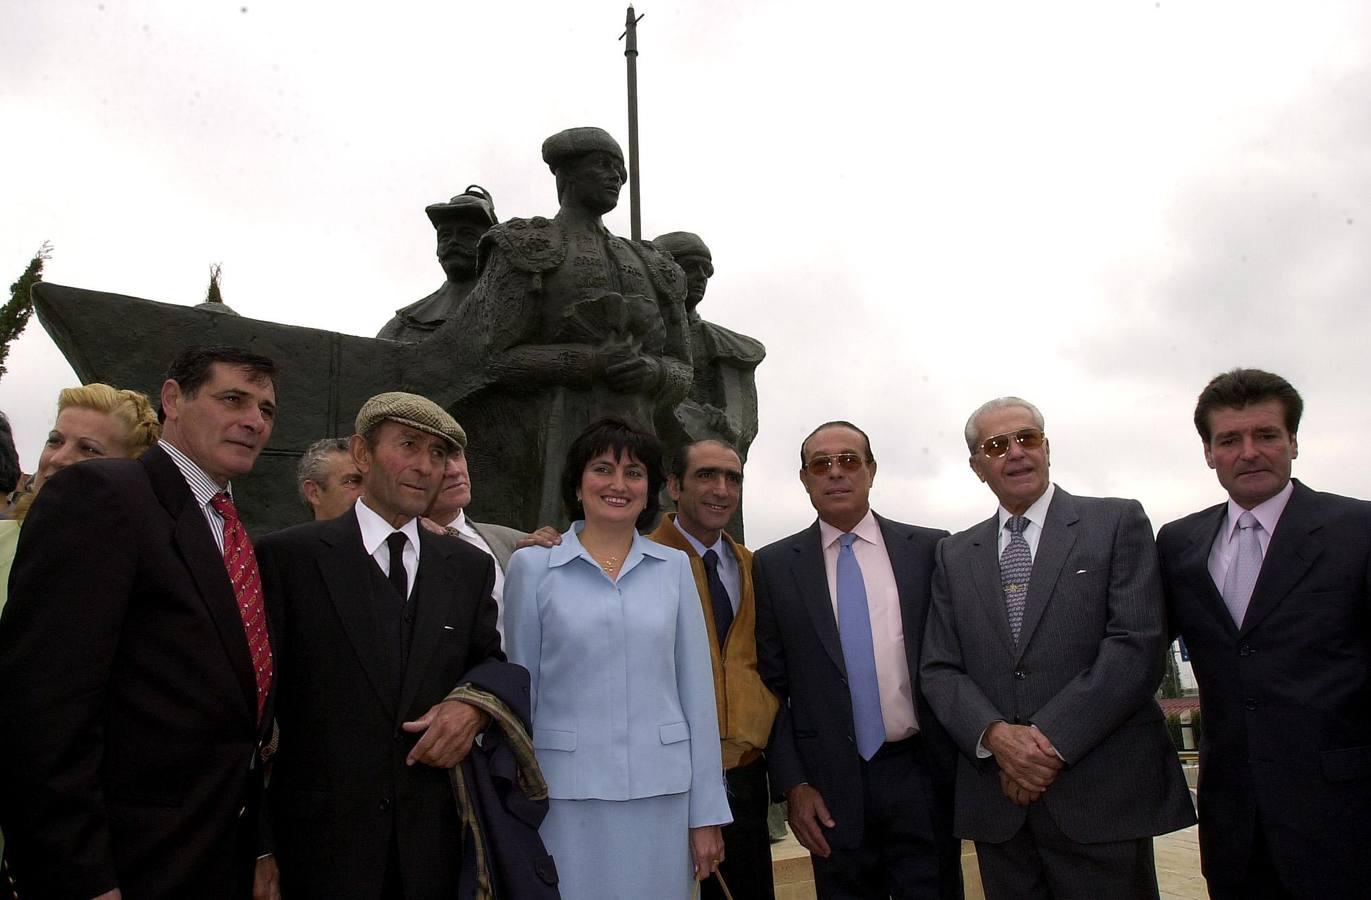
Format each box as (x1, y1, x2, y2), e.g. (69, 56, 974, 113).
(810, 736, 953, 900)
(702, 756, 776, 900)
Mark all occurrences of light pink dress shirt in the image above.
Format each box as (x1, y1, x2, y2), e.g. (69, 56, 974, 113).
(818, 509, 919, 742)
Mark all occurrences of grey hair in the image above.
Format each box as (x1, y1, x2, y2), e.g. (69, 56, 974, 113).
(297, 437, 350, 505)
(963, 397, 1046, 454)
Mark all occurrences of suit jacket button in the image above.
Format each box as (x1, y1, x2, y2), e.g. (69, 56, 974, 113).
(393, 729, 402, 742)
(1238, 643, 1252, 657)
(1013, 670, 1026, 680)
(1244, 698, 1258, 710)
(380, 797, 392, 811)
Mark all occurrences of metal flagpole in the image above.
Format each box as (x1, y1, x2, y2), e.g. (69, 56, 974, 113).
(620, 6, 644, 240)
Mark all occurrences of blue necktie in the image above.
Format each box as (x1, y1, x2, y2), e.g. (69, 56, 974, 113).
(837, 533, 885, 760)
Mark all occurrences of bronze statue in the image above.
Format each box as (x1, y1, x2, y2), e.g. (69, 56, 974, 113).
(652, 231, 764, 459)
(418, 127, 692, 530)
(377, 185, 497, 342)
(30, 129, 767, 538)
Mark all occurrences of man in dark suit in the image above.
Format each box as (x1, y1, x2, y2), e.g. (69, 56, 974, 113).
(921, 397, 1194, 900)
(1157, 368, 1371, 900)
(253, 392, 506, 900)
(0, 346, 280, 899)
(755, 421, 961, 900)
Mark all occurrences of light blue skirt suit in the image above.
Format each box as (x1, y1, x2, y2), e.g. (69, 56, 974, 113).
(504, 523, 732, 900)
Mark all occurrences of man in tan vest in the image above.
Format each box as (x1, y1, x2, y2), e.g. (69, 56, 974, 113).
(650, 439, 779, 900)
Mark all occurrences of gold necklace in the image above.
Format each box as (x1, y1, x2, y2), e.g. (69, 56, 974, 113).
(595, 554, 620, 573)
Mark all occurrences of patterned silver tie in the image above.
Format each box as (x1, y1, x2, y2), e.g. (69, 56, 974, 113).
(1000, 515, 1032, 642)
(1221, 511, 1263, 628)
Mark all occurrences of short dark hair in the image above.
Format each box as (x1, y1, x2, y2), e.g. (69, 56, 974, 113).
(163, 346, 279, 400)
(799, 420, 874, 466)
(669, 439, 741, 481)
(0, 411, 20, 495)
(1193, 368, 1303, 442)
(561, 416, 663, 530)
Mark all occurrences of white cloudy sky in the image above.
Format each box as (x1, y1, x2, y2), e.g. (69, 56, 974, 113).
(2, 0, 1368, 547)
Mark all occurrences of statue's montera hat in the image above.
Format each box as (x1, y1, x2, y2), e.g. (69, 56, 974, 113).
(541, 127, 624, 173)
(652, 231, 713, 263)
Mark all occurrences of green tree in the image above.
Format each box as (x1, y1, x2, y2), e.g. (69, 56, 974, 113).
(205, 262, 224, 305)
(1159, 642, 1183, 699)
(0, 242, 52, 382)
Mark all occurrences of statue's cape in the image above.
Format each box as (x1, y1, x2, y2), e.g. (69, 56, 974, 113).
(478, 218, 687, 306)
(697, 319, 766, 367)
(478, 217, 566, 274)
(390, 284, 458, 327)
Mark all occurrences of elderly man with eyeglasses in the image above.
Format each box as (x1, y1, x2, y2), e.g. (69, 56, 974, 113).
(754, 420, 964, 900)
(920, 397, 1194, 900)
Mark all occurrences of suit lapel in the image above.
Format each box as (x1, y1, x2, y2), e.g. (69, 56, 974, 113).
(790, 523, 846, 677)
(398, 529, 456, 718)
(1016, 488, 1078, 660)
(1240, 481, 1324, 636)
(1177, 505, 1238, 637)
(968, 515, 1018, 658)
(317, 510, 397, 720)
(145, 446, 255, 722)
(879, 515, 934, 679)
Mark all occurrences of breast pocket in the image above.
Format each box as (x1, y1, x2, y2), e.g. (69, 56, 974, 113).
(533, 728, 577, 752)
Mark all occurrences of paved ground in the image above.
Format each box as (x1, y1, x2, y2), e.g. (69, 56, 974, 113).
(771, 825, 1206, 899)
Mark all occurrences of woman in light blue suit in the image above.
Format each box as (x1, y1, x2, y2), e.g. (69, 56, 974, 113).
(505, 417, 731, 900)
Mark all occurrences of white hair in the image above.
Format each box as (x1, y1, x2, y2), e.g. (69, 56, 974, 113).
(963, 397, 1046, 453)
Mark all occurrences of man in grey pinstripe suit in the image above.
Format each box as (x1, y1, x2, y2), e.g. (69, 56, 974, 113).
(921, 397, 1193, 899)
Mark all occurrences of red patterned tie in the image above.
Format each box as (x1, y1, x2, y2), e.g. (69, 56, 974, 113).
(209, 492, 273, 723)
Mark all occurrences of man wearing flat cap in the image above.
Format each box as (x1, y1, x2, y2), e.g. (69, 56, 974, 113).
(252, 392, 508, 899)
(653, 230, 765, 540)
(378, 185, 498, 343)
(427, 126, 692, 531)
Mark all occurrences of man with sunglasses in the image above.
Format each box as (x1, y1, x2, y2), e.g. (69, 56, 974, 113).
(1157, 369, 1371, 900)
(754, 421, 963, 899)
(921, 398, 1193, 900)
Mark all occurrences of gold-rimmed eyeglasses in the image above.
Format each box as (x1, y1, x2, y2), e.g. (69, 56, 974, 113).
(977, 428, 1045, 459)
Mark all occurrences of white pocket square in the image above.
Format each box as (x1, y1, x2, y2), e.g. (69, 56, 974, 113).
(442, 625, 455, 631)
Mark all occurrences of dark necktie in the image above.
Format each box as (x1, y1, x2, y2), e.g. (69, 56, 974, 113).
(702, 548, 734, 649)
(1000, 515, 1032, 643)
(208, 492, 272, 723)
(386, 532, 409, 601)
(837, 533, 885, 760)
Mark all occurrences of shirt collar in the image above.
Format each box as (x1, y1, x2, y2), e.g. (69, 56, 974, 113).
(159, 439, 229, 507)
(444, 509, 476, 535)
(548, 521, 670, 571)
(354, 497, 422, 558)
(818, 507, 881, 549)
(1224, 479, 1294, 540)
(671, 513, 730, 560)
(996, 482, 1055, 533)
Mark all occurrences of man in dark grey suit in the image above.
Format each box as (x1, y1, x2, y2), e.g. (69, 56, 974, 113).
(1158, 368, 1371, 900)
(921, 397, 1193, 899)
(755, 421, 962, 900)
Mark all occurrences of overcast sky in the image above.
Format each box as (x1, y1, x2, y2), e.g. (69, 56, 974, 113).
(2, 0, 1368, 547)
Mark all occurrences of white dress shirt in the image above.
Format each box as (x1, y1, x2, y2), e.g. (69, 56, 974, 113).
(818, 509, 919, 741)
(354, 498, 420, 600)
(444, 510, 507, 637)
(159, 439, 230, 554)
(671, 515, 741, 614)
(1207, 479, 1294, 591)
(994, 482, 1056, 560)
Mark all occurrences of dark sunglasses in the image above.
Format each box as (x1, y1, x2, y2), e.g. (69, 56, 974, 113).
(977, 428, 1046, 459)
(804, 452, 866, 476)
